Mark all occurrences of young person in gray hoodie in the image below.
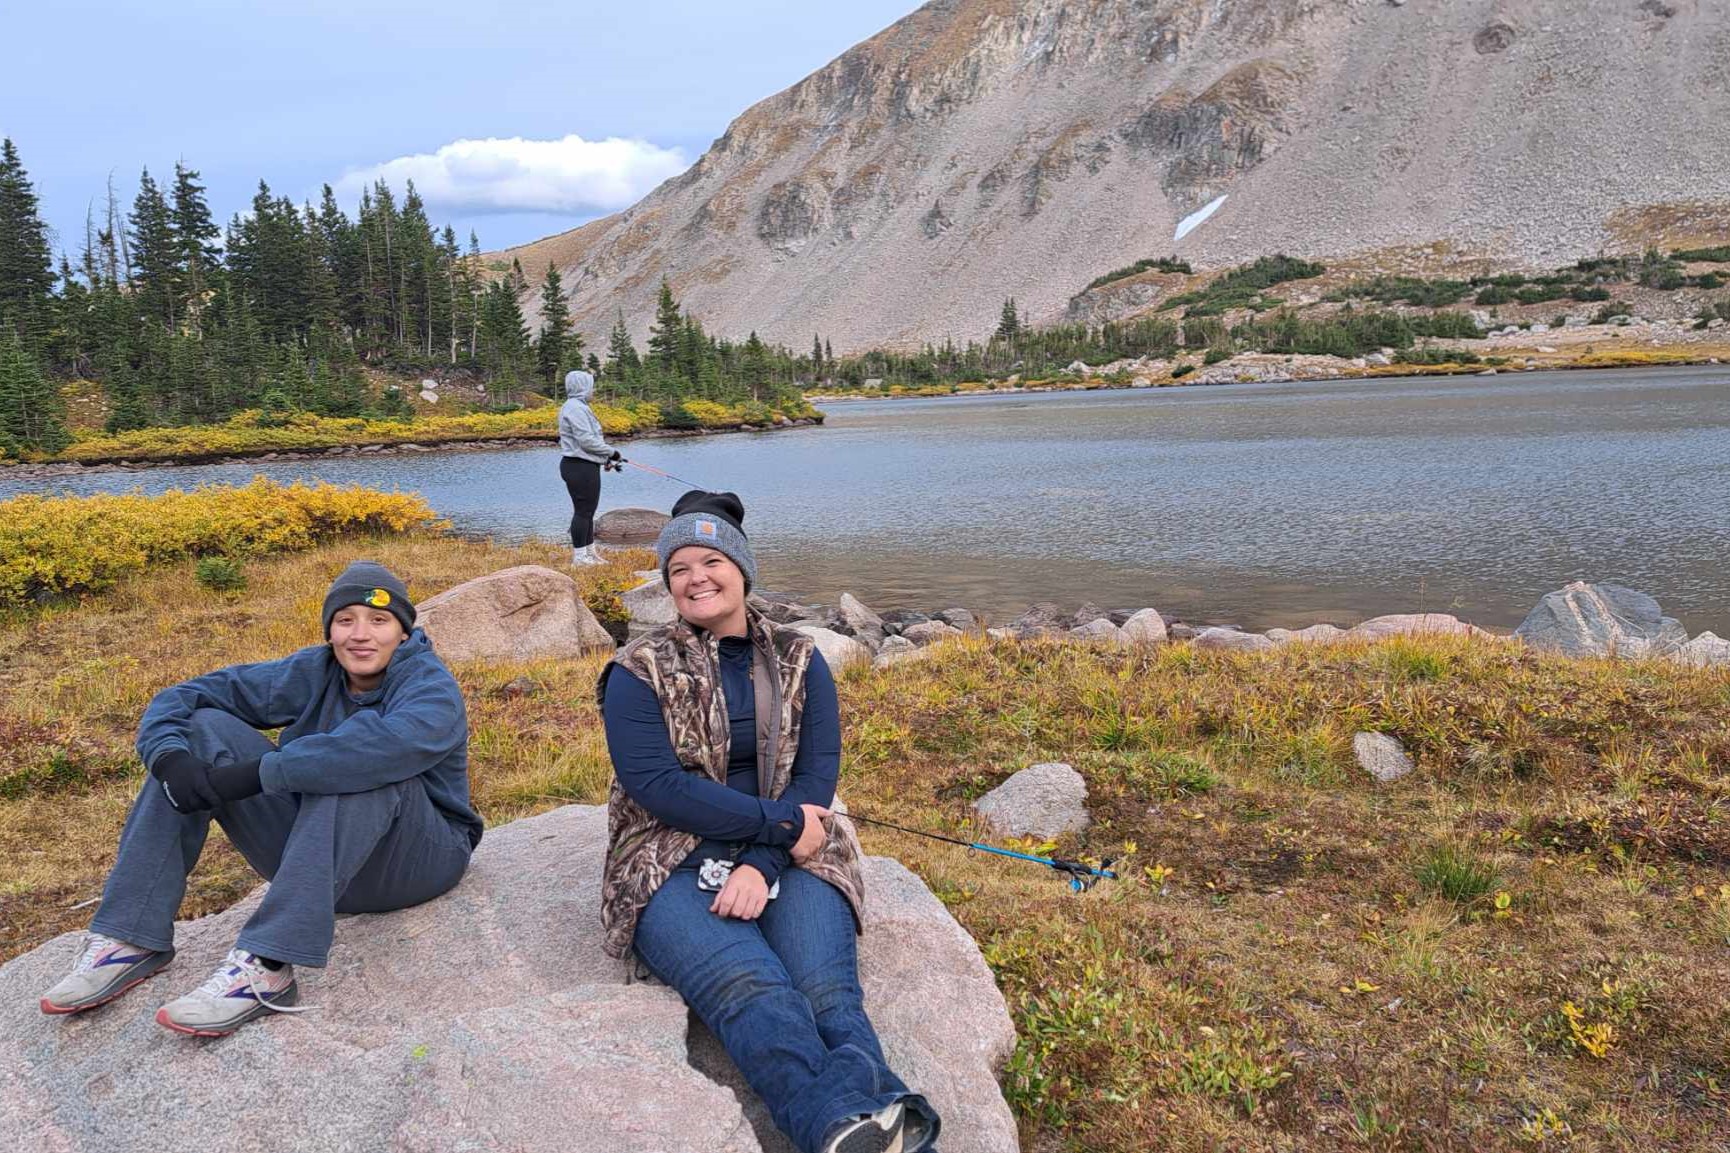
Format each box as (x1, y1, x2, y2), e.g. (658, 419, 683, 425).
(39, 561, 482, 1036)
(558, 368, 622, 567)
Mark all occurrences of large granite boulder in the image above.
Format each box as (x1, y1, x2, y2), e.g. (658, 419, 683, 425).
(974, 762, 1090, 839)
(0, 806, 1018, 1153)
(594, 506, 671, 545)
(1514, 582, 1688, 659)
(418, 565, 614, 662)
(622, 574, 679, 639)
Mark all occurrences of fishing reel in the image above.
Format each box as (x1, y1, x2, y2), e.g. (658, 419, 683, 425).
(1050, 856, 1118, 893)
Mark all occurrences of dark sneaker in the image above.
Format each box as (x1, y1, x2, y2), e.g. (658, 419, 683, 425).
(40, 933, 173, 1014)
(155, 948, 306, 1037)
(823, 1101, 905, 1153)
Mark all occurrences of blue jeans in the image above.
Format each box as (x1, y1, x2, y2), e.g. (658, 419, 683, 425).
(634, 867, 938, 1153)
(90, 708, 473, 966)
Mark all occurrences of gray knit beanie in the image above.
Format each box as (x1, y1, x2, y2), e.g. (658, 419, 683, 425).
(322, 561, 415, 638)
(656, 491, 757, 590)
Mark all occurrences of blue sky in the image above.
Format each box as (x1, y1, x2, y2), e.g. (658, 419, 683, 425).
(0, 0, 916, 259)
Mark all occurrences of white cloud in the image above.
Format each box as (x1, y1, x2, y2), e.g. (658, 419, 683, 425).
(335, 134, 689, 216)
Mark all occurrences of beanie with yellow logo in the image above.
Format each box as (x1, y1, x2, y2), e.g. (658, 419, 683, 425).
(321, 560, 416, 638)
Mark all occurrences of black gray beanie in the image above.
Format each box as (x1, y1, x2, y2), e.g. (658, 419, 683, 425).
(322, 561, 416, 638)
(656, 491, 757, 589)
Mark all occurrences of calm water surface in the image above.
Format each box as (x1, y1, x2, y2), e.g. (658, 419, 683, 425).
(6, 367, 1728, 633)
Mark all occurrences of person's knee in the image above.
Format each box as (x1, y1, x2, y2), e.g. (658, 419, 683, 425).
(185, 707, 272, 763)
(799, 972, 865, 1022)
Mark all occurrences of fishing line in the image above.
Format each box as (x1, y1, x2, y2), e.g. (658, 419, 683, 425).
(622, 458, 716, 491)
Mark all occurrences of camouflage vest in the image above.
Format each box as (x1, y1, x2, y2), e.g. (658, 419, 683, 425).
(595, 606, 867, 959)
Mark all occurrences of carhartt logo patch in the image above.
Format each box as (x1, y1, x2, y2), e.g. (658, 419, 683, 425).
(695, 519, 718, 538)
(367, 588, 392, 607)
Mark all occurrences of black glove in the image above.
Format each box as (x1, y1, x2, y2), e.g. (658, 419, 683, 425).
(150, 748, 222, 814)
(609, 450, 622, 462)
(210, 756, 264, 805)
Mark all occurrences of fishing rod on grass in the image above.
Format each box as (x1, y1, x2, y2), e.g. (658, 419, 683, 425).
(848, 812, 1118, 892)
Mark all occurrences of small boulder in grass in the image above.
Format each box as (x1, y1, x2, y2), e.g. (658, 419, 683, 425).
(1120, 608, 1168, 646)
(902, 620, 964, 647)
(1353, 732, 1414, 783)
(973, 762, 1089, 839)
(794, 626, 873, 673)
(1068, 618, 1125, 645)
(1193, 627, 1276, 653)
(836, 593, 887, 644)
(1671, 631, 1730, 668)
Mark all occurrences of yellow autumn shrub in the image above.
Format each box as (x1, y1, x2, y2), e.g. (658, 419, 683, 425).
(0, 479, 442, 608)
(38, 396, 814, 466)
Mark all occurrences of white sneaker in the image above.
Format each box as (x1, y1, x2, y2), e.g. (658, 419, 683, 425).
(823, 1101, 905, 1153)
(155, 948, 306, 1037)
(570, 545, 604, 566)
(40, 933, 173, 1015)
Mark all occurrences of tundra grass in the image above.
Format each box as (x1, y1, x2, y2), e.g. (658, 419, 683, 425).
(2, 541, 1727, 1150)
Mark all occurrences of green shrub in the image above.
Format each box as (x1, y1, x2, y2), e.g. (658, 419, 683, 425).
(1082, 256, 1192, 292)
(657, 399, 700, 429)
(194, 556, 247, 593)
(1671, 245, 1730, 262)
(1203, 348, 1230, 365)
(1414, 843, 1498, 904)
(1171, 364, 1196, 379)
(1163, 255, 1325, 316)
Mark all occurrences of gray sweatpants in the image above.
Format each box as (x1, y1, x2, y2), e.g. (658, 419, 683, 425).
(90, 708, 473, 967)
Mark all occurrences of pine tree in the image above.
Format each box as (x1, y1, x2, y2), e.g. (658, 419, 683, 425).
(825, 337, 834, 365)
(0, 139, 57, 343)
(647, 278, 682, 373)
(742, 331, 770, 403)
(605, 310, 640, 391)
(0, 329, 69, 455)
(536, 262, 571, 388)
(128, 169, 179, 332)
(995, 297, 1021, 342)
(170, 163, 221, 333)
(812, 333, 824, 377)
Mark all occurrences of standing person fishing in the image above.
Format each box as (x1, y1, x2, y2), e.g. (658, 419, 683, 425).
(558, 369, 622, 567)
(596, 490, 938, 1153)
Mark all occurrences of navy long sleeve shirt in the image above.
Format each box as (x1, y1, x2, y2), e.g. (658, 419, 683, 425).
(602, 637, 841, 886)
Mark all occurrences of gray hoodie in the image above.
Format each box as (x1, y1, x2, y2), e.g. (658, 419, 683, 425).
(558, 370, 615, 463)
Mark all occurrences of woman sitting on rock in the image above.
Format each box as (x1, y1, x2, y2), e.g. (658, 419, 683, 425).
(597, 491, 938, 1153)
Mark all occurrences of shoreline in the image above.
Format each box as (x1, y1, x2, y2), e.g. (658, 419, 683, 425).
(807, 328, 1730, 403)
(0, 416, 822, 483)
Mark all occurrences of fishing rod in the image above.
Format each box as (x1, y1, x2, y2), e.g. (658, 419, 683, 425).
(848, 811, 1118, 892)
(619, 457, 715, 491)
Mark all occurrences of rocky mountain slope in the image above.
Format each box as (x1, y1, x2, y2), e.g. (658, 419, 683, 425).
(503, 0, 1730, 352)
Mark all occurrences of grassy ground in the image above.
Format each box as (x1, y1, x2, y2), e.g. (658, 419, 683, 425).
(2, 538, 1727, 1150)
